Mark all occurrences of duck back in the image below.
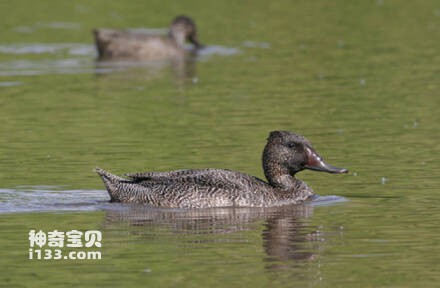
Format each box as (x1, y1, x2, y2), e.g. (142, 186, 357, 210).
(93, 29, 183, 60)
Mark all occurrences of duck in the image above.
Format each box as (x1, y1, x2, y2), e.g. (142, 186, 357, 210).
(95, 131, 348, 208)
(93, 15, 203, 60)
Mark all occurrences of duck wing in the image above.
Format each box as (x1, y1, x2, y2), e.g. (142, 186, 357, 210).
(125, 168, 266, 190)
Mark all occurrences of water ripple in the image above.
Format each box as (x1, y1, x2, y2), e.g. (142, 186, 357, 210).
(0, 43, 95, 55)
(0, 187, 109, 213)
(0, 186, 347, 214)
(0, 43, 239, 76)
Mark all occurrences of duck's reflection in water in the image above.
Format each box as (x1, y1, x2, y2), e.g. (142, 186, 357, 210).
(103, 204, 326, 266)
(94, 53, 198, 85)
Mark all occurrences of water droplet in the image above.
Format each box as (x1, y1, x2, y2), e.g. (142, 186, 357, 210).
(192, 77, 199, 84)
(359, 79, 366, 86)
(381, 177, 387, 184)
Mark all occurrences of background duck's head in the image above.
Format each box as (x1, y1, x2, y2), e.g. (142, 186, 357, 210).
(169, 15, 203, 49)
(263, 131, 348, 181)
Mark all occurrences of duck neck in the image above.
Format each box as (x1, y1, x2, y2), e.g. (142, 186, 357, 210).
(263, 163, 299, 191)
(169, 30, 185, 47)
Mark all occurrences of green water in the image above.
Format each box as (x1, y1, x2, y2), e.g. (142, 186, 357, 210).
(1, 0, 439, 287)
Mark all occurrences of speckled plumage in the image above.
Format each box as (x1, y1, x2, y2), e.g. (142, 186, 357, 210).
(93, 15, 203, 60)
(95, 131, 348, 208)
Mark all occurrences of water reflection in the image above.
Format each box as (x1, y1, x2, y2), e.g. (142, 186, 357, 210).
(0, 43, 238, 80)
(104, 204, 324, 265)
(263, 214, 317, 262)
(93, 45, 239, 82)
(94, 55, 198, 83)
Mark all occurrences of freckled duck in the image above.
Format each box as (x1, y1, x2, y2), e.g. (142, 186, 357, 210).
(95, 131, 348, 208)
(93, 15, 203, 60)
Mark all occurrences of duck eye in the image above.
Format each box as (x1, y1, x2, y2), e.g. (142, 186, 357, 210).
(287, 142, 296, 148)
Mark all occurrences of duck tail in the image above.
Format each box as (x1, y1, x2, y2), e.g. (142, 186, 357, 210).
(94, 167, 127, 201)
(92, 29, 106, 59)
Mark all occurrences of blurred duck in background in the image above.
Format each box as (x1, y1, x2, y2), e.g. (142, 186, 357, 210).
(93, 15, 203, 61)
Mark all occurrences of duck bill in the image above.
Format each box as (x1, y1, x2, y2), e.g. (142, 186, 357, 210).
(193, 40, 204, 49)
(304, 147, 348, 174)
(189, 35, 204, 49)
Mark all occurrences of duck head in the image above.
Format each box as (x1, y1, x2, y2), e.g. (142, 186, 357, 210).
(169, 15, 203, 49)
(262, 131, 347, 187)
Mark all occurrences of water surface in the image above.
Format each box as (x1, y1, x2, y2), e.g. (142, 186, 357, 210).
(0, 0, 439, 287)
